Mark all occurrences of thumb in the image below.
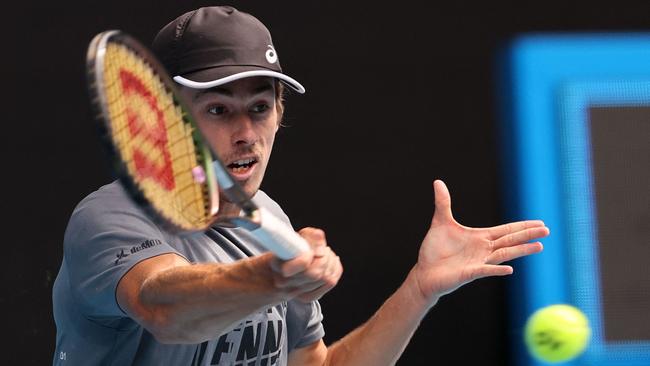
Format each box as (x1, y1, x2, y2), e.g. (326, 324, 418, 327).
(432, 180, 454, 224)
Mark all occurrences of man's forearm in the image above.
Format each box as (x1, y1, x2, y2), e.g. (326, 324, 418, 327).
(137, 253, 285, 344)
(325, 269, 437, 366)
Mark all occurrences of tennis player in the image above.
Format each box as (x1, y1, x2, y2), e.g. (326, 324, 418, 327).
(52, 6, 549, 365)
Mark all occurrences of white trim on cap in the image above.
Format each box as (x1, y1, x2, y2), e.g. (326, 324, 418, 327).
(173, 70, 306, 94)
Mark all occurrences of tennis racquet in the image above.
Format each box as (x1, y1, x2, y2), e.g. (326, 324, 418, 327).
(86, 30, 309, 260)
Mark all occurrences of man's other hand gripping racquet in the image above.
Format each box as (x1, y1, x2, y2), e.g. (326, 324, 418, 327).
(86, 30, 309, 260)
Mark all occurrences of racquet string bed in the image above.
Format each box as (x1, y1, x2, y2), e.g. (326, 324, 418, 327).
(102, 43, 212, 230)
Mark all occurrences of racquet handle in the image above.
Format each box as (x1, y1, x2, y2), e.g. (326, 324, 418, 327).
(249, 207, 311, 260)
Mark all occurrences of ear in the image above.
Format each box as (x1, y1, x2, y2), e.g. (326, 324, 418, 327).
(274, 106, 284, 132)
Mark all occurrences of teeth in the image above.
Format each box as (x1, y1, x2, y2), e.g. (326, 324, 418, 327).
(232, 158, 255, 166)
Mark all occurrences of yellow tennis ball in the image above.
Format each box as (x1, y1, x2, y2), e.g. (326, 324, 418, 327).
(524, 304, 591, 363)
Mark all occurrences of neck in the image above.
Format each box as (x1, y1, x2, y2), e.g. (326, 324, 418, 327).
(218, 200, 242, 218)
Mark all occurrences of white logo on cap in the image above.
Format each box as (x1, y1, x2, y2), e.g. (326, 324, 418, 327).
(265, 45, 278, 64)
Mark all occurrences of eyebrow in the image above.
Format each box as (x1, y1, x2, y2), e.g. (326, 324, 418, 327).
(192, 83, 274, 101)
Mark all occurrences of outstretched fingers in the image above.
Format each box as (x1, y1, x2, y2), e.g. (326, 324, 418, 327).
(485, 242, 543, 265)
(486, 220, 546, 240)
(490, 226, 550, 250)
(470, 264, 514, 280)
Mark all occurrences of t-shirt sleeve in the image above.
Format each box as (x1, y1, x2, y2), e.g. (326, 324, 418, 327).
(63, 183, 181, 321)
(286, 300, 325, 351)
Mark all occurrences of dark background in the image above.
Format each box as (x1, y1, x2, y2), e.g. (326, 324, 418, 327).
(6, 1, 649, 365)
(590, 107, 650, 342)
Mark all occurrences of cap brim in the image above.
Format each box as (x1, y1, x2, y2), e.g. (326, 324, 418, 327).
(173, 69, 305, 94)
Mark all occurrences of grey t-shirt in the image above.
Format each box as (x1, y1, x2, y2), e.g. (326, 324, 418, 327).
(52, 181, 324, 366)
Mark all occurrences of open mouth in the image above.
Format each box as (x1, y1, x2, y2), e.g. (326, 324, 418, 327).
(227, 157, 258, 175)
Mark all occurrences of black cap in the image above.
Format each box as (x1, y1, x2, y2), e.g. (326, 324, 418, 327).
(152, 6, 305, 93)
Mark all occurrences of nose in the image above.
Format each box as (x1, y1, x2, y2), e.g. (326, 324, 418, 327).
(231, 114, 258, 147)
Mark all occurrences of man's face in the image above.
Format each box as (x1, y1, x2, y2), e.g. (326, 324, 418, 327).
(180, 76, 279, 200)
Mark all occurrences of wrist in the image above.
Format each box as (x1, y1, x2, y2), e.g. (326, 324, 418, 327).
(405, 266, 439, 310)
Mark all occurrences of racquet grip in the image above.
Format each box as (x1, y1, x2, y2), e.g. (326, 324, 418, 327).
(249, 207, 311, 260)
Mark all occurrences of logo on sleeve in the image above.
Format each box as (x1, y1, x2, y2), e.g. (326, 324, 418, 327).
(115, 249, 129, 265)
(114, 239, 163, 265)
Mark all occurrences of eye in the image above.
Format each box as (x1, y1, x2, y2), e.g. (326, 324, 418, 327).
(251, 103, 271, 114)
(207, 105, 227, 115)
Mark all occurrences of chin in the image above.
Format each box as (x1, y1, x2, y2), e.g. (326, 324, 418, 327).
(240, 178, 263, 199)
